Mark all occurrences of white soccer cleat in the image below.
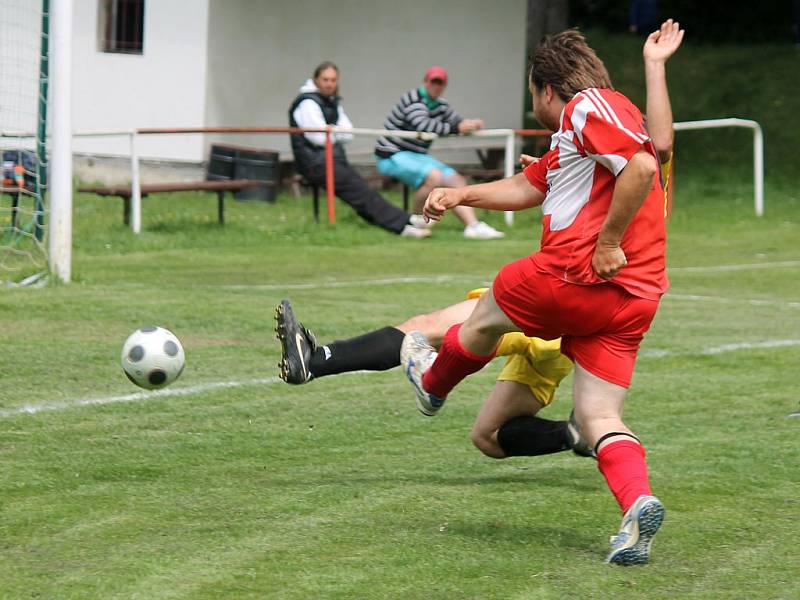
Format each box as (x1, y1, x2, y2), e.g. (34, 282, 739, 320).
(400, 331, 446, 416)
(463, 221, 505, 240)
(605, 494, 665, 566)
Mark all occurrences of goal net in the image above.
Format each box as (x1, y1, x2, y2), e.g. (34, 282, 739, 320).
(0, 0, 48, 285)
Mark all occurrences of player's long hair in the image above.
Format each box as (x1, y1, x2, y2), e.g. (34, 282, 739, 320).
(529, 30, 612, 101)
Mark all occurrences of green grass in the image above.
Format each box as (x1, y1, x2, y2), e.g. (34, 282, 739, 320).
(0, 179, 798, 599)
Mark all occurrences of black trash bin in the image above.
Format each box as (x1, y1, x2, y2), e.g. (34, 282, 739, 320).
(234, 148, 279, 203)
(206, 144, 279, 203)
(207, 144, 237, 181)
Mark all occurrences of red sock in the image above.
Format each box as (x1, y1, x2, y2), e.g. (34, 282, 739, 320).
(421, 324, 495, 398)
(597, 439, 652, 513)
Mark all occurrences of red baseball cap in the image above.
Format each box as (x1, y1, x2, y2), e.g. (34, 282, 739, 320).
(424, 66, 448, 84)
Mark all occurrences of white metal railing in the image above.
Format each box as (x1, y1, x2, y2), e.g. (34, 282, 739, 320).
(672, 118, 764, 216)
(3, 118, 766, 234)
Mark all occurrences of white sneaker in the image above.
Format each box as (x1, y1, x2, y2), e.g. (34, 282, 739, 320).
(401, 224, 432, 238)
(463, 221, 505, 240)
(408, 214, 434, 229)
(605, 495, 665, 566)
(400, 331, 446, 416)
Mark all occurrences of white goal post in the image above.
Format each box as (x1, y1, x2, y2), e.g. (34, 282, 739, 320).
(48, 0, 73, 283)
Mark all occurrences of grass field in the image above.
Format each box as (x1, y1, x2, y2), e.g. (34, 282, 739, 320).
(1, 170, 798, 599)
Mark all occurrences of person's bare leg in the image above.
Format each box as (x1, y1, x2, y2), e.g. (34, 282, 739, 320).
(413, 169, 445, 214)
(457, 288, 517, 356)
(571, 363, 630, 449)
(396, 299, 477, 347)
(572, 362, 664, 565)
(441, 172, 478, 226)
(414, 289, 517, 404)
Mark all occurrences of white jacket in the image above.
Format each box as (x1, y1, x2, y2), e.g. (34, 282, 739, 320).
(292, 79, 354, 147)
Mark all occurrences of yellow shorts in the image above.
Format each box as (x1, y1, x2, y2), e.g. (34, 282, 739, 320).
(467, 288, 573, 406)
(496, 335, 574, 406)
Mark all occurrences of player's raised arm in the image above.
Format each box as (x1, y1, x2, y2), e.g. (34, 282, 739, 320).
(644, 19, 684, 163)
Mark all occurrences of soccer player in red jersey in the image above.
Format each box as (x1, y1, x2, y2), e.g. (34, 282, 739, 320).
(401, 23, 684, 565)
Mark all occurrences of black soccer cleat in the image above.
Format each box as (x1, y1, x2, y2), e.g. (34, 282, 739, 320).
(274, 299, 317, 384)
(567, 409, 597, 459)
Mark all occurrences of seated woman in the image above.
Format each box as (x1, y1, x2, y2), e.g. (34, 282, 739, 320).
(288, 61, 430, 237)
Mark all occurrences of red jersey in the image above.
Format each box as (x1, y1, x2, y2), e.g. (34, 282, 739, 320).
(524, 88, 668, 300)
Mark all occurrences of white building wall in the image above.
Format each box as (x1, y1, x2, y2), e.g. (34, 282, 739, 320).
(204, 0, 527, 162)
(72, 0, 210, 162)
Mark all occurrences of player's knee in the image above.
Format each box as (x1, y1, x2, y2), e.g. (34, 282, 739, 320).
(443, 172, 466, 188)
(470, 426, 504, 458)
(424, 169, 445, 187)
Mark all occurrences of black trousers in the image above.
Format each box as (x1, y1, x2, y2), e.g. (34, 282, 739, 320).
(306, 161, 409, 234)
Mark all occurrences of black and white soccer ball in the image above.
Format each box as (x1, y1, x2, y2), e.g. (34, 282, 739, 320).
(120, 326, 185, 390)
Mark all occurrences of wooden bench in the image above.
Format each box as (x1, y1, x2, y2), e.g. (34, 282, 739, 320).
(78, 179, 266, 225)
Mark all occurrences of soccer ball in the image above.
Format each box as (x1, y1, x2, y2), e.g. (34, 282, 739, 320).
(120, 326, 185, 390)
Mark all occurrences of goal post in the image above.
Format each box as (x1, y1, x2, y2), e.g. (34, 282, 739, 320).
(0, 0, 72, 285)
(48, 0, 72, 283)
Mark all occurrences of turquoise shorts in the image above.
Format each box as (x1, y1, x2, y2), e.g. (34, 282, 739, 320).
(376, 151, 456, 189)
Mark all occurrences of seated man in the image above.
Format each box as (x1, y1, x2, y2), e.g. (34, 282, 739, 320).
(289, 61, 431, 238)
(374, 66, 505, 240)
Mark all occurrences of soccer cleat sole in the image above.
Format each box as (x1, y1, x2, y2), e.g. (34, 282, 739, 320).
(606, 499, 665, 566)
(274, 300, 312, 384)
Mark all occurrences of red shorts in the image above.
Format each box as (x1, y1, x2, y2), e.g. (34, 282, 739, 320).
(492, 256, 660, 387)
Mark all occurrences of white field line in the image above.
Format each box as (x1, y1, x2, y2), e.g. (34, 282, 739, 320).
(665, 293, 800, 309)
(216, 260, 800, 290)
(640, 339, 800, 358)
(95, 261, 799, 293)
(5, 340, 800, 419)
(220, 275, 491, 291)
(0, 371, 372, 419)
(668, 260, 800, 273)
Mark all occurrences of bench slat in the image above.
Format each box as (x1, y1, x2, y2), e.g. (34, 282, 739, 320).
(78, 179, 267, 197)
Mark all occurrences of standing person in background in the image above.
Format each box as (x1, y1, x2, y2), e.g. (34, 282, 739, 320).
(375, 67, 505, 240)
(289, 62, 431, 238)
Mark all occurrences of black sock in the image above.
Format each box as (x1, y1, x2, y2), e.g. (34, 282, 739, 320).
(496, 416, 570, 457)
(309, 326, 405, 378)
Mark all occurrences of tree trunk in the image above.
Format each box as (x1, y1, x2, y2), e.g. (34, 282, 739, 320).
(526, 0, 568, 61)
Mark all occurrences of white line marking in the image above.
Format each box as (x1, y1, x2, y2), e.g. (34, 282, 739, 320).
(666, 293, 800, 309)
(701, 339, 800, 355)
(219, 275, 491, 290)
(640, 339, 800, 358)
(668, 260, 800, 273)
(95, 261, 799, 292)
(0, 370, 374, 419)
(5, 339, 800, 419)
(0, 377, 280, 418)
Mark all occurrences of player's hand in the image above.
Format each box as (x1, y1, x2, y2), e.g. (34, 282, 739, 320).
(423, 187, 462, 222)
(644, 19, 684, 64)
(519, 154, 540, 168)
(458, 119, 484, 134)
(592, 240, 627, 279)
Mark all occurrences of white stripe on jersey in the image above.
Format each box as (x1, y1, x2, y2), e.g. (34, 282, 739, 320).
(582, 88, 649, 144)
(542, 130, 596, 231)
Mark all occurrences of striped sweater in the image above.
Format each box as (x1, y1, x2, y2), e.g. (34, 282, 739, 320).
(374, 87, 462, 158)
